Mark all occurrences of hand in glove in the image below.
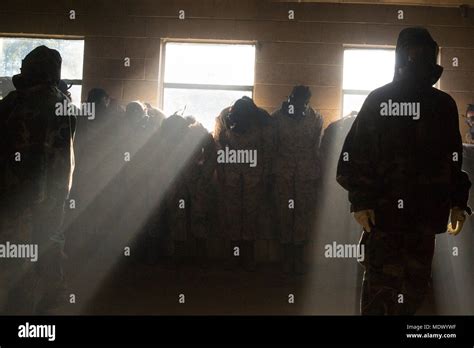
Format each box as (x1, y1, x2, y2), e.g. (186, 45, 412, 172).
(354, 209, 375, 232)
(447, 207, 467, 236)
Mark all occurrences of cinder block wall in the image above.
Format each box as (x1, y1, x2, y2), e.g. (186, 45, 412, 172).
(1, 0, 473, 261)
(1, 0, 473, 128)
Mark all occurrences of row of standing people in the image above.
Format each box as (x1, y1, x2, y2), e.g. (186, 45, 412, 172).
(0, 45, 354, 315)
(70, 86, 328, 275)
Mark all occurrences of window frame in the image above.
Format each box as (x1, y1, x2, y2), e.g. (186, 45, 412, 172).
(0, 34, 85, 100)
(341, 45, 396, 117)
(158, 39, 257, 110)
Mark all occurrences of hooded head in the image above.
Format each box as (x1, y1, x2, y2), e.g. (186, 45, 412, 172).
(227, 96, 260, 134)
(126, 101, 146, 120)
(87, 88, 110, 115)
(393, 27, 443, 86)
(12, 45, 62, 90)
(160, 114, 190, 140)
(285, 85, 311, 119)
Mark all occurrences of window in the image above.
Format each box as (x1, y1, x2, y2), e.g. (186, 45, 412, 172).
(161, 41, 256, 131)
(0, 37, 84, 104)
(342, 48, 395, 116)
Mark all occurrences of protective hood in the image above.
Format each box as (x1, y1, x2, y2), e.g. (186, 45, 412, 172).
(393, 27, 443, 86)
(226, 96, 259, 134)
(12, 45, 62, 90)
(283, 85, 312, 119)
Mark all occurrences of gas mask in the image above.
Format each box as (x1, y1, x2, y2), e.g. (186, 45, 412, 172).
(393, 27, 443, 86)
(285, 85, 312, 119)
(227, 97, 256, 134)
(397, 46, 442, 85)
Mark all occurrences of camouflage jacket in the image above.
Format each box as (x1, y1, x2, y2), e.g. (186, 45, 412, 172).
(0, 84, 76, 213)
(214, 107, 273, 180)
(336, 80, 471, 221)
(271, 106, 323, 179)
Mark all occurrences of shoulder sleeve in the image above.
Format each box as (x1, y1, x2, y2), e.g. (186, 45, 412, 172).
(215, 107, 234, 148)
(336, 94, 380, 212)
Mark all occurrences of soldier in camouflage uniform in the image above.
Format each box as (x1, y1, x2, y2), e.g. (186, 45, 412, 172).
(161, 115, 216, 267)
(0, 46, 76, 314)
(112, 101, 157, 261)
(214, 97, 273, 271)
(271, 86, 323, 274)
(66, 88, 124, 262)
(337, 28, 471, 315)
(145, 103, 165, 133)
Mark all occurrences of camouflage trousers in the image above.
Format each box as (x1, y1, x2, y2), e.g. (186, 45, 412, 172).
(358, 227, 435, 315)
(0, 203, 66, 315)
(166, 178, 213, 242)
(222, 178, 262, 242)
(275, 171, 318, 244)
(0, 210, 35, 314)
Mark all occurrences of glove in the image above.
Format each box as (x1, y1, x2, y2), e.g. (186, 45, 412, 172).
(353, 209, 375, 232)
(447, 207, 467, 236)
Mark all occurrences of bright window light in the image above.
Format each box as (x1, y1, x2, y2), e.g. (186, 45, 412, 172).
(163, 42, 256, 131)
(342, 94, 369, 117)
(0, 37, 84, 103)
(342, 48, 395, 116)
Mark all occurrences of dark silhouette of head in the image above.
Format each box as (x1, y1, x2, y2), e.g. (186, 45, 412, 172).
(227, 96, 261, 134)
(87, 88, 110, 115)
(287, 85, 312, 118)
(394, 27, 443, 86)
(12, 45, 62, 90)
(125, 101, 147, 122)
(161, 114, 189, 138)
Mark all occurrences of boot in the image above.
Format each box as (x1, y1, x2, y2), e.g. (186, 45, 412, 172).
(195, 238, 209, 269)
(294, 244, 307, 275)
(225, 241, 241, 271)
(281, 244, 293, 274)
(243, 241, 257, 272)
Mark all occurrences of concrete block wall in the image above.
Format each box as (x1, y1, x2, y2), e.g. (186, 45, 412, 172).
(1, 0, 473, 127)
(1, 0, 474, 261)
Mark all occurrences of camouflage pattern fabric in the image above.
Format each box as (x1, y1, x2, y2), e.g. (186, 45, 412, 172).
(359, 227, 435, 315)
(337, 63, 471, 316)
(166, 122, 217, 242)
(272, 106, 323, 244)
(0, 83, 75, 314)
(214, 107, 273, 241)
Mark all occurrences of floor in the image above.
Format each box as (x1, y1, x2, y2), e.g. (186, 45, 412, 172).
(51, 252, 438, 316)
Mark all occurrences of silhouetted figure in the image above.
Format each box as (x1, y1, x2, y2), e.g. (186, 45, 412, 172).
(337, 27, 471, 315)
(271, 86, 323, 274)
(65, 88, 124, 263)
(214, 97, 273, 272)
(158, 115, 217, 268)
(0, 46, 76, 314)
